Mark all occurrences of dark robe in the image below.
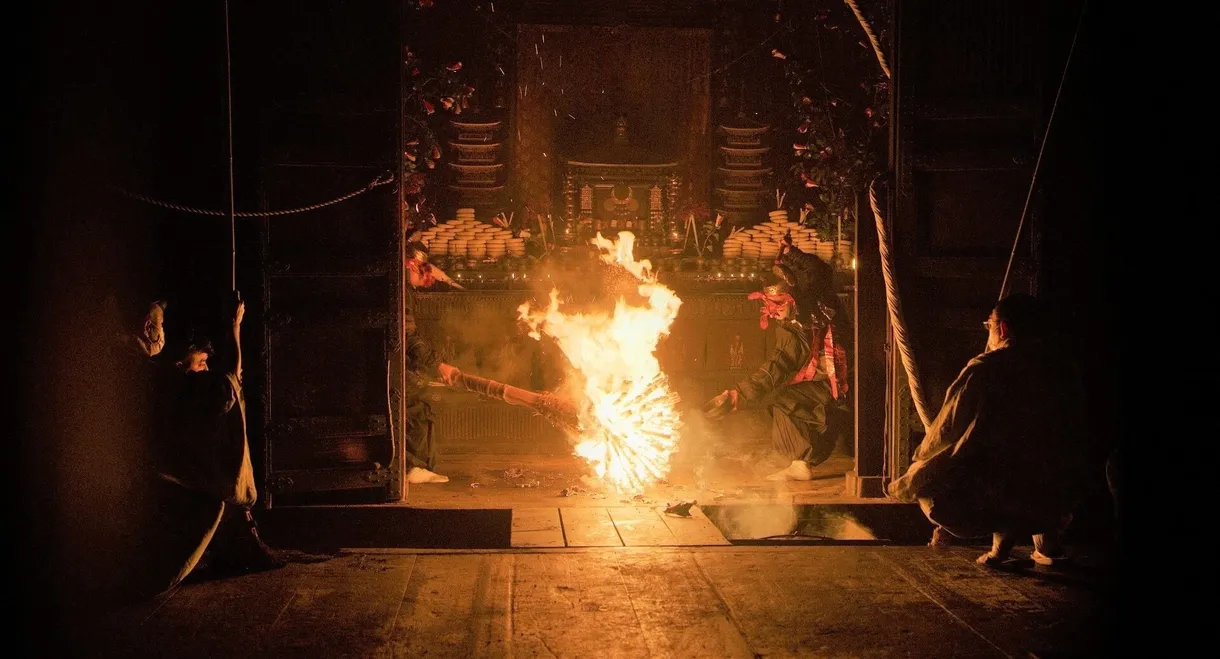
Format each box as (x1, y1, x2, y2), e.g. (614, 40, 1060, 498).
(405, 332, 442, 470)
(777, 247, 851, 398)
(733, 318, 837, 466)
(157, 369, 256, 506)
(888, 341, 1089, 536)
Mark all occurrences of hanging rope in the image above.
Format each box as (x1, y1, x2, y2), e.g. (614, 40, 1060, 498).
(870, 175, 933, 430)
(223, 0, 237, 289)
(998, 0, 1088, 302)
(117, 172, 395, 217)
(843, 0, 891, 79)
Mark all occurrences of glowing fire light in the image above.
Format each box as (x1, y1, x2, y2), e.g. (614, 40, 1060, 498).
(518, 232, 682, 492)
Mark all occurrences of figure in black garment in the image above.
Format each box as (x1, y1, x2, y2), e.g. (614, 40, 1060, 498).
(705, 273, 838, 482)
(402, 300, 461, 484)
(775, 235, 851, 402)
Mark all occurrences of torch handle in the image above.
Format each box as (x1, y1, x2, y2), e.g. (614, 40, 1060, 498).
(452, 371, 509, 401)
(450, 371, 580, 431)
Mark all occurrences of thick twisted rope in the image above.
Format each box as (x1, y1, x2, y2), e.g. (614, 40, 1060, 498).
(844, 0, 892, 79)
(870, 175, 932, 430)
(118, 172, 395, 218)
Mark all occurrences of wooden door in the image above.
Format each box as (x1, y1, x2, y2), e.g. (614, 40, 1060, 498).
(259, 166, 405, 505)
(889, 0, 1073, 472)
(247, 0, 404, 505)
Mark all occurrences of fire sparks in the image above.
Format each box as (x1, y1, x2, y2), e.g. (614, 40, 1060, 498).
(518, 232, 682, 492)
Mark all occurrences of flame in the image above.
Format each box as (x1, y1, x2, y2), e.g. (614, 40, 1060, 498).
(518, 232, 682, 492)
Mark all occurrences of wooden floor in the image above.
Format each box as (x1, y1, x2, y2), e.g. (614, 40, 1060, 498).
(408, 403, 860, 509)
(509, 505, 731, 548)
(65, 545, 1116, 658)
(407, 452, 858, 509)
(71, 404, 1113, 657)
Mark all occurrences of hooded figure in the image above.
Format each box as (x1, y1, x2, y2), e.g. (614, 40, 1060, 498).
(774, 237, 851, 401)
(704, 272, 839, 481)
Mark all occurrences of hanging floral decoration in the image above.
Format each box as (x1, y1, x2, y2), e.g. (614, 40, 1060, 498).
(772, 1, 891, 242)
(402, 42, 474, 234)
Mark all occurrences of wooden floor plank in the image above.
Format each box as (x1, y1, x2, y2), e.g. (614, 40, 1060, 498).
(68, 545, 1114, 659)
(510, 552, 651, 656)
(878, 548, 1111, 658)
(96, 555, 414, 659)
(694, 549, 1009, 658)
(615, 551, 755, 658)
(406, 451, 857, 509)
(135, 566, 337, 659)
(511, 508, 564, 548)
(608, 506, 679, 546)
(659, 505, 732, 546)
(258, 554, 417, 659)
(387, 554, 512, 659)
(559, 507, 623, 547)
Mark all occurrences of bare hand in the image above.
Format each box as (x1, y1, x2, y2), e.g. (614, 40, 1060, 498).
(230, 291, 246, 326)
(705, 389, 739, 419)
(781, 231, 795, 253)
(437, 363, 462, 387)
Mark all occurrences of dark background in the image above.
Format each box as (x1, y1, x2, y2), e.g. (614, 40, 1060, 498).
(12, 0, 1203, 652)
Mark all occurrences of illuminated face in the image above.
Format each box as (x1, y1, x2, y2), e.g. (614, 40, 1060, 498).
(763, 285, 793, 319)
(139, 303, 166, 357)
(984, 312, 1005, 353)
(180, 350, 209, 372)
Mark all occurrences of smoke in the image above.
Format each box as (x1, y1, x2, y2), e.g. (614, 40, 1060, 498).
(425, 250, 631, 390)
(707, 505, 878, 541)
(675, 406, 787, 488)
(433, 302, 537, 388)
(712, 504, 799, 540)
(676, 409, 854, 542)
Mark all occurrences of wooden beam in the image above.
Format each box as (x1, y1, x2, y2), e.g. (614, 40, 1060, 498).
(559, 507, 623, 547)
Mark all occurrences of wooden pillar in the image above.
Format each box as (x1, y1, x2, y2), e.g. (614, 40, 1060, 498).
(845, 186, 887, 498)
(846, 1, 899, 499)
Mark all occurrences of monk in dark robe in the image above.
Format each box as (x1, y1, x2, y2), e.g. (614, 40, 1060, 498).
(152, 292, 284, 587)
(888, 293, 1090, 567)
(705, 273, 839, 481)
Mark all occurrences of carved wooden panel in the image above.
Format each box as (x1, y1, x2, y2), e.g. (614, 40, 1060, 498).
(250, 0, 404, 504)
(912, 169, 1031, 258)
(269, 326, 389, 419)
(703, 320, 766, 371)
(269, 276, 393, 316)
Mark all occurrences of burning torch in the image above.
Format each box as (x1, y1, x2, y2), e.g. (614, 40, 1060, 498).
(437, 366, 581, 434)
